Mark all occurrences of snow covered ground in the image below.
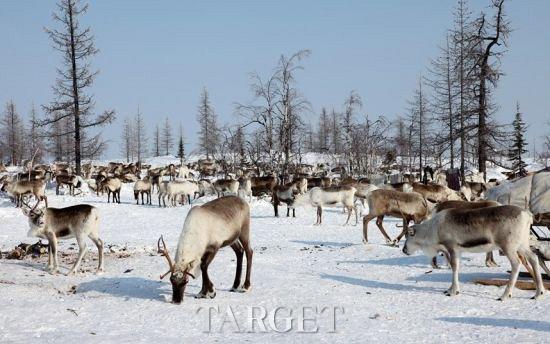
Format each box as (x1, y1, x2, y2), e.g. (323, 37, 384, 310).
(1, 186, 549, 343)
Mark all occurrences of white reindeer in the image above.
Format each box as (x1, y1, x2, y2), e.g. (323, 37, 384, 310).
(158, 196, 253, 303)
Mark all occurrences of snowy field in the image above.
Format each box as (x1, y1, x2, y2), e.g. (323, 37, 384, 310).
(1, 185, 549, 343)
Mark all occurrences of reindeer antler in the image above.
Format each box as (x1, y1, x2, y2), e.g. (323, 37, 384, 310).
(21, 197, 41, 216)
(157, 235, 174, 279)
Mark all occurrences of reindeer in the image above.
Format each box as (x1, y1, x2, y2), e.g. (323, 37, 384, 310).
(55, 174, 78, 196)
(21, 202, 104, 275)
(167, 180, 199, 206)
(295, 186, 358, 225)
(291, 177, 308, 195)
(157, 181, 170, 207)
(250, 175, 277, 197)
(157, 196, 253, 303)
(362, 189, 430, 245)
(98, 177, 121, 203)
(238, 177, 253, 203)
(306, 177, 332, 189)
(430, 200, 500, 268)
(411, 182, 462, 203)
(273, 183, 298, 217)
(403, 205, 545, 300)
(134, 177, 152, 205)
(3, 179, 48, 208)
(213, 179, 239, 198)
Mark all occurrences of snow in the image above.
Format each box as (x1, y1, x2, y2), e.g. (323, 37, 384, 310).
(1, 186, 549, 343)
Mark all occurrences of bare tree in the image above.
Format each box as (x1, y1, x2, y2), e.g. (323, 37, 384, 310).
(273, 50, 311, 174)
(197, 87, 219, 159)
(121, 117, 134, 162)
(341, 90, 362, 173)
(1, 101, 25, 165)
(471, 0, 510, 180)
(41, 0, 114, 174)
(235, 73, 277, 168)
(134, 107, 147, 162)
(451, 0, 478, 181)
(394, 116, 409, 172)
(28, 104, 45, 164)
(316, 107, 330, 153)
(427, 35, 458, 169)
(161, 118, 173, 156)
(407, 77, 431, 180)
(152, 124, 160, 157)
(330, 109, 342, 155)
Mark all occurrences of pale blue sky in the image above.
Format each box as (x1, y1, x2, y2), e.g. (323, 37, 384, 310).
(1, 0, 549, 158)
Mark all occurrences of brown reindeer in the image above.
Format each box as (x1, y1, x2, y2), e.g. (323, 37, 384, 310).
(3, 179, 48, 208)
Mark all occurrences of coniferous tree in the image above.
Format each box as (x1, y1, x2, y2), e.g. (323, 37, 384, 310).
(508, 102, 528, 177)
(177, 124, 185, 164)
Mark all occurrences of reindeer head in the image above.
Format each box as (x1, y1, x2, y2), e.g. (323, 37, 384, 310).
(21, 200, 46, 236)
(157, 236, 198, 304)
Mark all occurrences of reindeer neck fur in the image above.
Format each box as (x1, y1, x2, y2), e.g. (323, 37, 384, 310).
(174, 208, 209, 272)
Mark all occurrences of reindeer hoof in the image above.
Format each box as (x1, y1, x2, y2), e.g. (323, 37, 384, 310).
(444, 289, 459, 296)
(196, 290, 216, 299)
(498, 293, 511, 301)
(531, 292, 544, 300)
(96, 269, 105, 275)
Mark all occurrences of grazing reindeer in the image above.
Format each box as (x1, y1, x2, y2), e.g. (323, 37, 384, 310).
(295, 186, 358, 225)
(134, 178, 152, 205)
(21, 202, 104, 275)
(403, 205, 545, 300)
(99, 177, 122, 203)
(3, 179, 48, 208)
(55, 174, 78, 196)
(158, 196, 253, 303)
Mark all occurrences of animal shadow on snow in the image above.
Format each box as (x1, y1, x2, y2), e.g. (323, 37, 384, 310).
(340, 254, 428, 268)
(77, 277, 180, 301)
(407, 271, 508, 284)
(437, 317, 550, 332)
(292, 240, 355, 248)
(320, 273, 440, 293)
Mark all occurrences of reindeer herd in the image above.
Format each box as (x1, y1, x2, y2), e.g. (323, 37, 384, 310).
(1, 159, 549, 303)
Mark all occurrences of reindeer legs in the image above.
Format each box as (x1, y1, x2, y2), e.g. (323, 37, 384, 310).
(485, 251, 499, 267)
(197, 250, 217, 299)
(375, 216, 393, 245)
(230, 242, 244, 292)
(89, 233, 104, 274)
(46, 232, 59, 274)
(68, 233, 88, 275)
